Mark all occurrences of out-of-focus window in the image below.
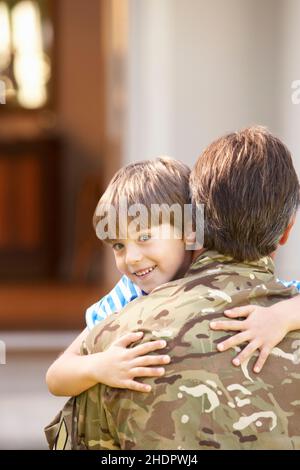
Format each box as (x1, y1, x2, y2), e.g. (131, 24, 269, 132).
(0, 0, 53, 110)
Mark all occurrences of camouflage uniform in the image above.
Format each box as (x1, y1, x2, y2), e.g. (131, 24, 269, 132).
(45, 251, 300, 450)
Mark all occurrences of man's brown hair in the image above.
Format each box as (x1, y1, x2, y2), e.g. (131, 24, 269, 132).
(190, 126, 300, 261)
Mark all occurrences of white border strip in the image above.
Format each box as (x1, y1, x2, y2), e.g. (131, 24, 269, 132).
(0, 331, 80, 351)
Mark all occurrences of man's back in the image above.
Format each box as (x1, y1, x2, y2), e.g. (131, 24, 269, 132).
(74, 251, 300, 450)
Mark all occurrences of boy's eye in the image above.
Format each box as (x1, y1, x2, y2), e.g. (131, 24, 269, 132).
(112, 242, 124, 251)
(138, 233, 151, 242)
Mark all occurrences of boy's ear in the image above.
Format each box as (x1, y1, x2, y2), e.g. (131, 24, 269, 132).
(279, 217, 296, 246)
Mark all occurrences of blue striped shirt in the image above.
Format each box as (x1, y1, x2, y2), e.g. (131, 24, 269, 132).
(86, 276, 300, 330)
(86, 275, 146, 330)
(279, 279, 300, 291)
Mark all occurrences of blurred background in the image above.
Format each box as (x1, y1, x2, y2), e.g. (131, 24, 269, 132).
(0, 0, 299, 449)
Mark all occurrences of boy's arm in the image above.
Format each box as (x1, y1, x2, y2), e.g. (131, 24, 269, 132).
(210, 294, 300, 373)
(46, 277, 169, 397)
(46, 276, 136, 397)
(46, 327, 98, 396)
(46, 327, 170, 397)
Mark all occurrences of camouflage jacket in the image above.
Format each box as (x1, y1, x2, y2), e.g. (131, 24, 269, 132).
(45, 251, 300, 450)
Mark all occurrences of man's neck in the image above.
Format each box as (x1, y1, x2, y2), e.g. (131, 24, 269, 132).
(191, 248, 206, 262)
(191, 248, 277, 263)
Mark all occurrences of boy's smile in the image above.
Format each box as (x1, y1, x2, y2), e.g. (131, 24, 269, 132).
(111, 224, 192, 293)
(133, 265, 157, 278)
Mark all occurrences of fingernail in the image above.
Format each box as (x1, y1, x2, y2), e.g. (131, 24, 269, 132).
(160, 341, 166, 348)
(158, 368, 165, 375)
(163, 356, 171, 363)
(233, 358, 240, 366)
(210, 322, 216, 328)
(254, 367, 260, 373)
(144, 385, 151, 392)
(217, 343, 224, 351)
(136, 332, 143, 336)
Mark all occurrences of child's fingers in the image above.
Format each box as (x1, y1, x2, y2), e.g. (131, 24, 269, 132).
(253, 347, 271, 373)
(231, 340, 261, 366)
(130, 340, 167, 358)
(124, 380, 152, 393)
(131, 366, 165, 378)
(224, 305, 255, 318)
(217, 331, 250, 352)
(132, 354, 170, 368)
(114, 331, 144, 348)
(210, 320, 246, 332)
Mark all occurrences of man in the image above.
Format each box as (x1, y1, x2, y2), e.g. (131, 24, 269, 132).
(46, 126, 300, 449)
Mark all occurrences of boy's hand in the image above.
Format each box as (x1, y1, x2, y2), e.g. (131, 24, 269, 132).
(88, 331, 170, 392)
(210, 305, 289, 373)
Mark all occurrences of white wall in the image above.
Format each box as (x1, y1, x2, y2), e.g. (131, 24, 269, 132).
(275, 0, 300, 279)
(126, 0, 280, 165)
(125, 0, 299, 279)
(126, 0, 176, 161)
(172, 0, 280, 163)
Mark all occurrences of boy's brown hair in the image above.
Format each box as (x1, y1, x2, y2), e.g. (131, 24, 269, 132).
(190, 126, 300, 261)
(93, 156, 191, 239)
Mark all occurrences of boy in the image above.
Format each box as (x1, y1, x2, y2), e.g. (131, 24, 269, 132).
(46, 157, 194, 396)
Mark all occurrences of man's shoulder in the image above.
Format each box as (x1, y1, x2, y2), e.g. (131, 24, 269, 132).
(84, 252, 296, 354)
(129, 252, 293, 313)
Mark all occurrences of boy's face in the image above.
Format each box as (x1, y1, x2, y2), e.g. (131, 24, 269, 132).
(110, 224, 192, 294)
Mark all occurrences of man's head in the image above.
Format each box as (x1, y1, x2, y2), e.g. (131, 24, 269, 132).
(190, 126, 300, 261)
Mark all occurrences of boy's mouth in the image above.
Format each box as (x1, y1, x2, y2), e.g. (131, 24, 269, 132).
(133, 265, 157, 277)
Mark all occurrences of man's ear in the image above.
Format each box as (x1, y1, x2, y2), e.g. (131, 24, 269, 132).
(279, 217, 296, 246)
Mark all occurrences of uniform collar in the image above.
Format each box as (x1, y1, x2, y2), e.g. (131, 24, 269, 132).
(190, 250, 275, 275)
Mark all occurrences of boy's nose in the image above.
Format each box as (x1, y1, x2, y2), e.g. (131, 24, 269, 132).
(125, 244, 143, 264)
